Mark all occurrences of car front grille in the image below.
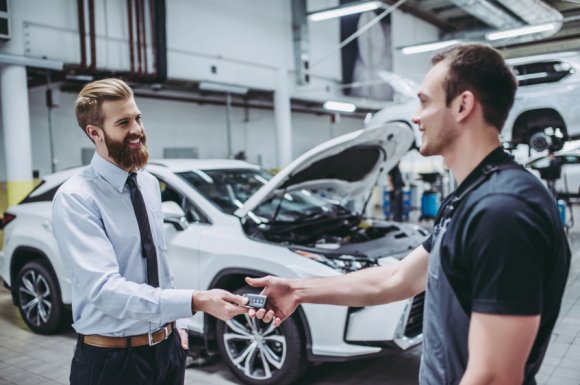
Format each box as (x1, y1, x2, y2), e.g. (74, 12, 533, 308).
(404, 291, 425, 338)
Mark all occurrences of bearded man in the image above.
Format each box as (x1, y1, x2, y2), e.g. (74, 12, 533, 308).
(52, 78, 249, 385)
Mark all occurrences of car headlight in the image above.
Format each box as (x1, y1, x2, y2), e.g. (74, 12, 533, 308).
(290, 249, 378, 273)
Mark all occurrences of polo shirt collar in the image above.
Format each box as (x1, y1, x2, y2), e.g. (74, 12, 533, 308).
(456, 146, 514, 196)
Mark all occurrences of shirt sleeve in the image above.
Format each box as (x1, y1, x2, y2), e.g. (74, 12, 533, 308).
(462, 194, 547, 315)
(52, 189, 193, 323)
(422, 234, 433, 252)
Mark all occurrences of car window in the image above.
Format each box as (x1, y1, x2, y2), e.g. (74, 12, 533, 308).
(561, 155, 580, 165)
(177, 168, 273, 214)
(513, 60, 573, 86)
(530, 158, 551, 168)
(20, 182, 61, 204)
(157, 179, 210, 224)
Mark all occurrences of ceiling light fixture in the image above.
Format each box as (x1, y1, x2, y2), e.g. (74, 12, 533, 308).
(485, 22, 556, 41)
(199, 81, 249, 95)
(323, 101, 357, 113)
(308, 1, 382, 22)
(401, 40, 462, 55)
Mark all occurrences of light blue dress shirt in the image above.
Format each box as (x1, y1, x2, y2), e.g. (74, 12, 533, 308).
(52, 152, 193, 336)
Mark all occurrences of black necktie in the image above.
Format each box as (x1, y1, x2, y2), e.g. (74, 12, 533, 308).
(127, 172, 159, 287)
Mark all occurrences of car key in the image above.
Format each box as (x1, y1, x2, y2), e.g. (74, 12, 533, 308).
(243, 293, 267, 309)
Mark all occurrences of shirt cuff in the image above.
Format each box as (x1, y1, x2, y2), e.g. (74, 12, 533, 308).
(175, 318, 189, 330)
(160, 289, 195, 321)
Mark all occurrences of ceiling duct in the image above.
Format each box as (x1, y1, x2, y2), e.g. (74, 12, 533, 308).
(446, 0, 520, 28)
(495, 0, 562, 26)
(446, 0, 563, 43)
(493, 0, 563, 43)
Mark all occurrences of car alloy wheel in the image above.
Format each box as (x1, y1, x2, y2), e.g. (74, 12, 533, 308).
(223, 314, 286, 379)
(216, 286, 308, 385)
(16, 260, 66, 334)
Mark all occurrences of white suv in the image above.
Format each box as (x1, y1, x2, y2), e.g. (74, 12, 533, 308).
(370, 52, 580, 150)
(0, 123, 427, 385)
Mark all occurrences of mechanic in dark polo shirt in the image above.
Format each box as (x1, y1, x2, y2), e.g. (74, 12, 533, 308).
(246, 43, 571, 385)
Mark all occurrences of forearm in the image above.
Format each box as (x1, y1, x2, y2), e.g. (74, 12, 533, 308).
(459, 369, 522, 385)
(291, 245, 428, 307)
(290, 264, 404, 307)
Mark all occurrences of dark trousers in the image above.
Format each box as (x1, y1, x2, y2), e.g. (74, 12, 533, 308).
(70, 331, 188, 385)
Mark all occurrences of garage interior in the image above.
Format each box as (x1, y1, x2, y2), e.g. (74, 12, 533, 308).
(1, 1, 580, 384)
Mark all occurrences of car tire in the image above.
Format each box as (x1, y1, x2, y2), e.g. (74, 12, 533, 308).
(15, 260, 67, 334)
(216, 286, 308, 385)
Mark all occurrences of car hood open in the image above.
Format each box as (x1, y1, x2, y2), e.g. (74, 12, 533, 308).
(235, 122, 414, 218)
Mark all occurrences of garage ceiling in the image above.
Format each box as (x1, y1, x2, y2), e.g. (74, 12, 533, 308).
(381, 0, 580, 57)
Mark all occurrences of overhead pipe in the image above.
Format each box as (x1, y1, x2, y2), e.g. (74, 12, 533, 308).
(125, 0, 166, 83)
(152, 0, 167, 83)
(127, 0, 135, 79)
(148, 0, 158, 79)
(77, 0, 87, 70)
(138, 0, 148, 76)
(88, 0, 97, 72)
(135, 0, 143, 77)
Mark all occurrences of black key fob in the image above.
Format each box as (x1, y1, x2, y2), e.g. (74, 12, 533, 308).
(243, 293, 267, 309)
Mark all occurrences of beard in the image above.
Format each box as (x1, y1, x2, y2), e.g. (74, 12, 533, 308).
(103, 130, 149, 171)
(419, 122, 457, 157)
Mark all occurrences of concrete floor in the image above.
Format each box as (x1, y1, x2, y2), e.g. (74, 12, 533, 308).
(0, 216, 579, 384)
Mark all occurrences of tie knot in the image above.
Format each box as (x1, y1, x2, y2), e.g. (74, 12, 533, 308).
(127, 172, 138, 188)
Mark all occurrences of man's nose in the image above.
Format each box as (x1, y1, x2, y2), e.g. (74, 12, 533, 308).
(129, 121, 143, 135)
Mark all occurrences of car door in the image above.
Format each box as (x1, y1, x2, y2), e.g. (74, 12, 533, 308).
(155, 178, 209, 291)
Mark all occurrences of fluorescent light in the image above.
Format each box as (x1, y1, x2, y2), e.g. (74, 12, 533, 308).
(308, 1, 381, 22)
(323, 101, 357, 113)
(199, 81, 249, 95)
(516, 72, 548, 82)
(65, 74, 94, 82)
(401, 40, 461, 55)
(485, 23, 556, 41)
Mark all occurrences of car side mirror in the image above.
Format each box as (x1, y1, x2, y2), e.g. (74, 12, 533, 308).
(161, 201, 188, 231)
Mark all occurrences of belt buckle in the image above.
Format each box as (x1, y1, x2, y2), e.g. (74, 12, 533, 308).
(148, 326, 169, 346)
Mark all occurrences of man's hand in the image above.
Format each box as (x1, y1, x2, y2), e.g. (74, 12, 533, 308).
(245, 276, 301, 327)
(177, 328, 189, 350)
(192, 289, 249, 321)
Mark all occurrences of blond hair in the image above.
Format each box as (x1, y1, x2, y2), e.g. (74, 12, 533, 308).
(75, 78, 133, 137)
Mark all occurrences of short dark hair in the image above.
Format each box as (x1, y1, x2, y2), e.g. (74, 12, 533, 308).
(432, 43, 517, 131)
(75, 78, 133, 138)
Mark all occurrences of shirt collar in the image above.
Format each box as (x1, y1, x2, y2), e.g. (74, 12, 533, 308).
(90, 152, 132, 193)
(455, 146, 515, 196)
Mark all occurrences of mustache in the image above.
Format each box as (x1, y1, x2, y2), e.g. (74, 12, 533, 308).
(124, 134, 146, 144)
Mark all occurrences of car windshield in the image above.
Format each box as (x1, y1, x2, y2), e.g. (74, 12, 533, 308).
(177, 168, 273, 214)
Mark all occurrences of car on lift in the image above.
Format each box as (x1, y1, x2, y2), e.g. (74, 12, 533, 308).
(370, 51, 580, 151)
(0, 122, 427, 385)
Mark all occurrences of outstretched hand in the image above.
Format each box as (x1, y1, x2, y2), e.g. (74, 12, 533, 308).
(245, 276, 301, 327)
(194, 289, 249, 321)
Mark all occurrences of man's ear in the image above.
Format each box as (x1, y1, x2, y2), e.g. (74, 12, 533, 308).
(455, 91, 475, 123)
(86, 125, 103, 143)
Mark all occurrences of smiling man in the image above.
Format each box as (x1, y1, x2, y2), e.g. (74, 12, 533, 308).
(52, 78, 248, 385)
(247, 44, 570, 385)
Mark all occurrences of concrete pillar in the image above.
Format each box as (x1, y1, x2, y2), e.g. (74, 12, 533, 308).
(1, 64, 34, 207)
(274, 67, 293, 168)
